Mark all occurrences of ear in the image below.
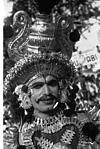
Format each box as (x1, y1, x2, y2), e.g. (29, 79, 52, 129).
(60, 87, 68, 103)
(59, 79, 69, 90)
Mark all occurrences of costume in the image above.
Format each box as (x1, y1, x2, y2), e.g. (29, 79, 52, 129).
(3, 1, 100, 149)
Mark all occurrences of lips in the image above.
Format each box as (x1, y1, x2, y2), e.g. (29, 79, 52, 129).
(37, 95, 54, 104)
(41, 98, 54, 104)
(36, 94, 57, 105)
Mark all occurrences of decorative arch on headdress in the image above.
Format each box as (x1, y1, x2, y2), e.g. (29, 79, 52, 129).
(7, 10, 75, 61)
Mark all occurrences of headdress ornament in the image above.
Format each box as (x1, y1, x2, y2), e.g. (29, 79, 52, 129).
(8, 9, 75, 61)
(4, 1, 78, 107)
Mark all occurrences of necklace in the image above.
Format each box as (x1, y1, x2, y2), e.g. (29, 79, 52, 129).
(21, 110, 90, 149)
(33, 110, 63, 128)
(30, 109, 86, 134)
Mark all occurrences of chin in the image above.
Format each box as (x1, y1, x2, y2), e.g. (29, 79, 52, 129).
(41, 105, 55, 112)
(39, 102, 57, 113)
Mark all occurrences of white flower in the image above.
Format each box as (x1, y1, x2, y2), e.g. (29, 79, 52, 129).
(14, 85, 23, 95)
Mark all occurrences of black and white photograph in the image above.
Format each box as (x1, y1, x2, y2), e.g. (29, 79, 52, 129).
(3, 0, 100, 149)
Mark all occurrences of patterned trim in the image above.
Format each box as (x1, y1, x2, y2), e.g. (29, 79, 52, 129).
(36, 137, 54, 149)
(61, 129, 75, 144)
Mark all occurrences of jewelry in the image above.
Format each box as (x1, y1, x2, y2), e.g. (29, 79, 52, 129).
(20, 110, 90, 149)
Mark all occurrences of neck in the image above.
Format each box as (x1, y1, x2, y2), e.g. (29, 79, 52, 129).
(33, 106, 61, 119)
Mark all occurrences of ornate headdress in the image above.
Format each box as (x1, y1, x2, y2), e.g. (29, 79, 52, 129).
(4, 52, 76, 95)
(4, 1, 79, 112)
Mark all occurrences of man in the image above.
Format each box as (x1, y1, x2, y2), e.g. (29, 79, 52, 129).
(3, 52, 100, 149)
(3, 1, 100, 146)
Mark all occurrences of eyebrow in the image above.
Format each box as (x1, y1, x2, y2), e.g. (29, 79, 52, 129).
(29, 79, 58, 88)
(46, 78, 57, 83)
(29, 82, 44, 88)
(46, 79, 58, 84)
(26, 75, 40, 86)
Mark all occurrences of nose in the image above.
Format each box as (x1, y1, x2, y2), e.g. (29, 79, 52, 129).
(43, 84, 50, 95)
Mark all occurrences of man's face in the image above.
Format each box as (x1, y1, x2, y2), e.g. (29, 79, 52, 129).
(30, 75, 59, 113)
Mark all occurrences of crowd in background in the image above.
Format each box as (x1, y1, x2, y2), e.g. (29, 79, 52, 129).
(75, 68, 100, 125)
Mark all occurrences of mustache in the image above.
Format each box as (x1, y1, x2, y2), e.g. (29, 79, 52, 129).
(36, 94, 57, 103)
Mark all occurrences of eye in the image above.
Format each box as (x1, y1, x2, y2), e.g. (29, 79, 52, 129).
(31, 82, 44, 89)
(47, 80, 58, 87)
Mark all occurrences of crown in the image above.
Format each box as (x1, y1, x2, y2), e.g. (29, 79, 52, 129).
(4, 52, 76, 96)
(8, 10, 74, 61)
